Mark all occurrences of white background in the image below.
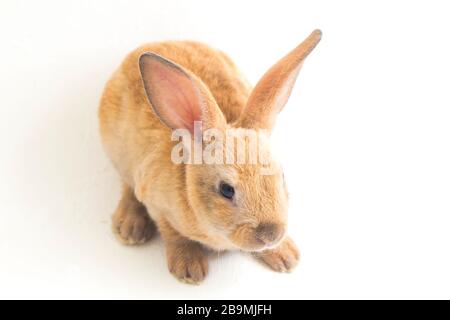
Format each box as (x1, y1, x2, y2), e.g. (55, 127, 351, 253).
(0, 0, 449, 299)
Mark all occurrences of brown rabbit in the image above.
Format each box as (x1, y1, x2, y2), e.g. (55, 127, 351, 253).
(98, 30, 322, 284)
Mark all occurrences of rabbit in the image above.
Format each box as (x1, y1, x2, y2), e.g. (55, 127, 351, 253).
(98, 29, 322, 284)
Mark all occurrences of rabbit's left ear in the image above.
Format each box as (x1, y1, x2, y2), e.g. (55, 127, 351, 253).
(236, 29, 322, 131)
(139, 53, 226, 134)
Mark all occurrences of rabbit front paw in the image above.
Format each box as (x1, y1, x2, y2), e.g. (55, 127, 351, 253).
(253, 237, 300, 273)
(166, 241, 209, 285)
(112, 202, 156, 245)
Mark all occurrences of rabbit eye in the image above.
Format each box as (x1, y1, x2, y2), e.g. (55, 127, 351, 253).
(219, 182, 235, 200)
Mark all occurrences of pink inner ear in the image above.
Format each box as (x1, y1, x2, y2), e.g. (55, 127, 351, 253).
(142, 57, 202, 133)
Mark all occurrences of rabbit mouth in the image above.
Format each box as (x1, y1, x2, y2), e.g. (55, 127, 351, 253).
(229, 223, 286, 252)
(249, 236, 285, 253)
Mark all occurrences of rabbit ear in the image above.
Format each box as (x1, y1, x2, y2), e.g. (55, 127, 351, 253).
(139, 53, 225, 133)
(236, 29, 322, 131)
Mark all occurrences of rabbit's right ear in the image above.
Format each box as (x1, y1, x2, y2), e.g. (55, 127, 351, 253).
(236, 29, 322, 132)
(139, 53, 226, 133)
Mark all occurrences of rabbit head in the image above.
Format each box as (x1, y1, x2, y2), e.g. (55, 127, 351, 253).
(139, 30, 321, 251)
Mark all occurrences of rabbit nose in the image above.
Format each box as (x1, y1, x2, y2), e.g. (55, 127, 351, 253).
(255, 223, 285, 245)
